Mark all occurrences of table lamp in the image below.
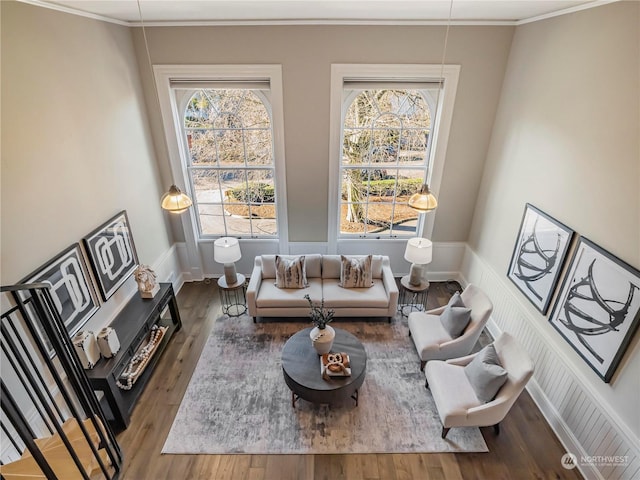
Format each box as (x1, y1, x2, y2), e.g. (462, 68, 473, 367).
(214, 237, 242, 285)
(404, 237, 433, 286)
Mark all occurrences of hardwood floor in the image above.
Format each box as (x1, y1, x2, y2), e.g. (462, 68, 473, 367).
(116, 281, 583, 480)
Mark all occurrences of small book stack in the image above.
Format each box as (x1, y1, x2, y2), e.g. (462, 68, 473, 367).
(320, 352, 351, 379)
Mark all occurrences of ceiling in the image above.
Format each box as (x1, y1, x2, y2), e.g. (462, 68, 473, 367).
(23, 0, 615, 26)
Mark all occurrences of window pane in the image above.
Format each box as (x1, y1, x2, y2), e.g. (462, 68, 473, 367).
(186, 130, 216, 166)
(198, 206, 227, 235)
(398, 129, 428, 166)
(183, 88, 277, 238)
(339, 87, 433, 238)
(184, 91, 213, 128)
(245, 128, 273, 165)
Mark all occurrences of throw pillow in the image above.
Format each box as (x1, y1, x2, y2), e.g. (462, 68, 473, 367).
(464, 343, 508, 403)
(339, 255, 373, 288)
(274, 255, 308, 289)
(440, 306, 472, 338)
(447, 291, 465, 308)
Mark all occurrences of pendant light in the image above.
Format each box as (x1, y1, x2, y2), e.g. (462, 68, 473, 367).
(137, 0, 193, 214)
(408, 0, 453, 213)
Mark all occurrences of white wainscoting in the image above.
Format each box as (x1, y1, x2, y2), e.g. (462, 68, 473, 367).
(461, 246, 640, 480)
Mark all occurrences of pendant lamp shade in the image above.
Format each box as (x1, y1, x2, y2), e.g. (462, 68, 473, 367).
(408, 184, 438, 213)
(161, 184, 193, 214)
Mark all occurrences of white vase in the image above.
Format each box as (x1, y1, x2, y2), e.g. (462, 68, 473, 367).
(310, 325, 335, 355)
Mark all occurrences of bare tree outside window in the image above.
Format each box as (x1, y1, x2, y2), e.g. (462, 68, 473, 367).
(340, 89, 432, 237)
(182, 89, 277, 237)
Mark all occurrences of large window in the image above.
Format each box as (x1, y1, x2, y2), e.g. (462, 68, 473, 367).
(340, 87, 437, 237)
(178, 87, 277, 238)
(328, 65, 459, 252)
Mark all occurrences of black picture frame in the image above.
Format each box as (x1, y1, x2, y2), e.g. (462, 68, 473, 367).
(83, 210, 139, 301)
(507, 204, 575, 314)
(549, 237, 640, 383)
(19, 243, 100, 354)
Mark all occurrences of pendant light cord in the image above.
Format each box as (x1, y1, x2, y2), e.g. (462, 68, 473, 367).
(423, 0, 453, 191)
(136, 0, 192, 212)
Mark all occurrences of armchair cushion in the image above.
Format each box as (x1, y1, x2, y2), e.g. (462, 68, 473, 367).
(464, 343, 508, 403)
(447, 291, 465, 308)
(439, 306, 472, 338)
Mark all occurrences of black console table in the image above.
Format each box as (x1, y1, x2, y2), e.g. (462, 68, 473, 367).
(85, 283, 181, 430)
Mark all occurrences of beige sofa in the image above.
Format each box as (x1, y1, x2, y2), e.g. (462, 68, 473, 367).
(246, 254, 399, 321)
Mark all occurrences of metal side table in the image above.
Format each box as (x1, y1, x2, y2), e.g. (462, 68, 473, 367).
(399, 275, 429, 318)
(218, 273, 247, 317)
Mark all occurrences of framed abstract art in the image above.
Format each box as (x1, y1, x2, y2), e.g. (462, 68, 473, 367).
(507, 204, 575, 314)
(83, 210, 139, 301)
(549, 237, 640, 383)
(19, 243, 100, 354)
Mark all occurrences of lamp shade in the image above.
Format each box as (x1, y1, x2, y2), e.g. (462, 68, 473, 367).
(214, 237, 241, 264)
(408, 184, 438, 212)
(404, 237, 433, 265)
(161, 184, 193, 213)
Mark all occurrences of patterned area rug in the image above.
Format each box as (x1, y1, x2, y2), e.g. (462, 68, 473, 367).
(162, 315, 488, 454)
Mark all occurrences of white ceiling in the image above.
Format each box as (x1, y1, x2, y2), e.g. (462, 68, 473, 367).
(23, 0, 616, 26)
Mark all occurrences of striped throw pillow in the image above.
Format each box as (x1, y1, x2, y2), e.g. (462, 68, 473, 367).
(275, 255, 308, 289)
(339, 255, 373, 288)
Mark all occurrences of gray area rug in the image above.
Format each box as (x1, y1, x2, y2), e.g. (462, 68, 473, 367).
(162, 315, 488, 454)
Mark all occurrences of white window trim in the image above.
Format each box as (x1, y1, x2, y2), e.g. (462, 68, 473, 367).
(154, 65, 289, 279)
(328, 64, 460, 254)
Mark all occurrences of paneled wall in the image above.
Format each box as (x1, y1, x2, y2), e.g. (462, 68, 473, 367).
(462, 247, 640, 480)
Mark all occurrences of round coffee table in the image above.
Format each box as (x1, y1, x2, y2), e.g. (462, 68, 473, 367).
(281, 327, 367, 407)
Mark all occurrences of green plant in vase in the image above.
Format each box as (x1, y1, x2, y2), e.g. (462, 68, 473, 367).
(304, 294, 336, 354)
(304, 294, 335, 329)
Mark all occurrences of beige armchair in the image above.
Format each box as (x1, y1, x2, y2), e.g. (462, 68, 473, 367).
(408, 284, 493, 370)
(425, 332, 534, 439)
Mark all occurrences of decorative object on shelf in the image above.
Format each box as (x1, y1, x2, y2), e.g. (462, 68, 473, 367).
(96, 326, 120, 358)
(507, 203, 574, 314)
(214, 237, 242, 285)
(83, 210, 139, 301)
(19, 243, 100, 356)
(72, 330, 101, 369)
(404, 237, 433, 286)
(320, 352, 351, 380)
(116, 324, 168, 390)
(304, 294, 336, 354)
(133, 264, 160, 298)
(549, 237, 640, 383)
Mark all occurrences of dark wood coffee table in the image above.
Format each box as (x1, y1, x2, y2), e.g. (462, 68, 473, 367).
(281, 327, 367, 407)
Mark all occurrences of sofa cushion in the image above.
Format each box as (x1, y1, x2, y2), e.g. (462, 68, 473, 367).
(256, 278, 323, 308)
(322, 279, 389, 308)
(274, 255, 308, 289)
(464, 343, 508, 403)
(440, 306, 472, 338)
(339, 255, 373, 288)
(322, 255, 383, 279)
(261, 254, 322, 279)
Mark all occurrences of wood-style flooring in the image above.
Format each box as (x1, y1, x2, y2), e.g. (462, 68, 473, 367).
(116, 281, 583, 480)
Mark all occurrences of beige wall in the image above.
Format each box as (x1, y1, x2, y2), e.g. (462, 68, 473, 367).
(468, 1, 640, 436)
(136, 23, 514, 243)
(1, 2, 171, 284)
